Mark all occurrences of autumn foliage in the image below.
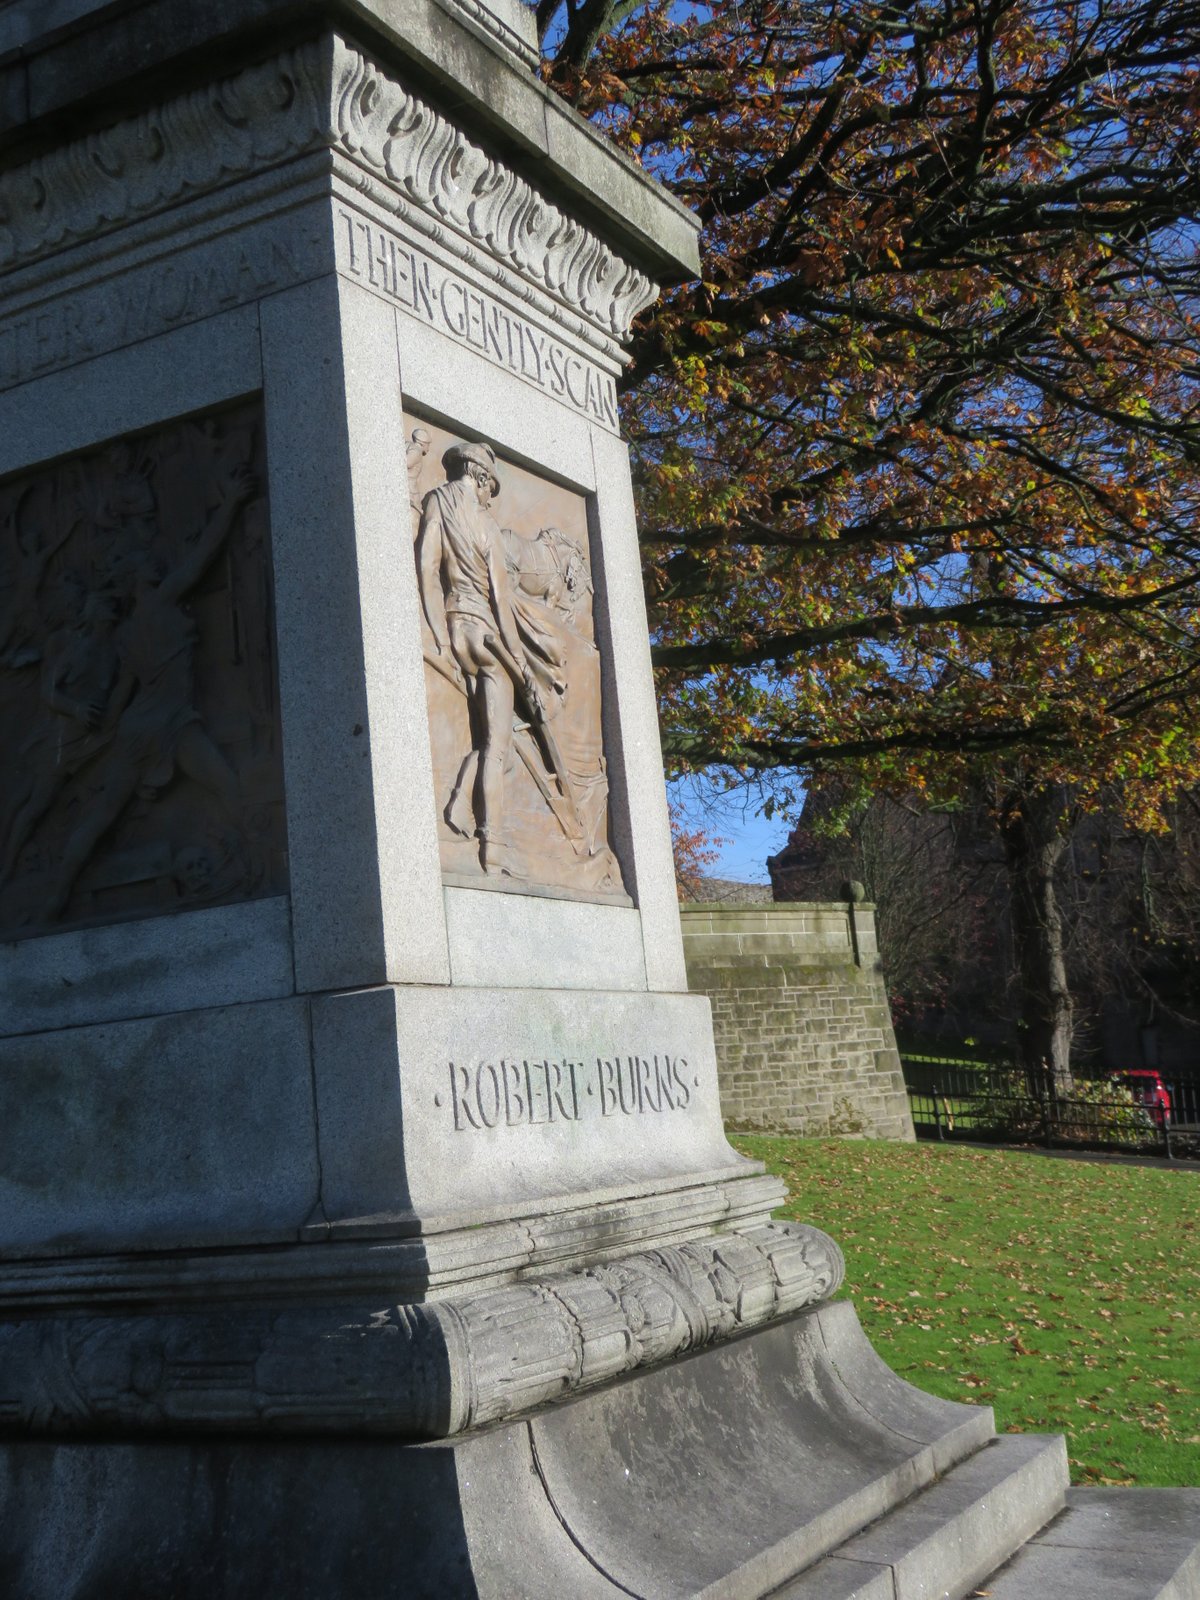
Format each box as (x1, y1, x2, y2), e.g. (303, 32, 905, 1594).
(667, 799, 725, 900)
(539, 0, 1200, 826)
(533, 0, 1200, 1078)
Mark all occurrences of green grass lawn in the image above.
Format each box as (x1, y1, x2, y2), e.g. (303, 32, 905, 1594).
(732, 1135, 1200, 1488)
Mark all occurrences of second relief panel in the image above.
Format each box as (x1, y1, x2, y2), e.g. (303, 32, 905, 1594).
(408, 417, 626, 901)
(0, 401, 286, 942)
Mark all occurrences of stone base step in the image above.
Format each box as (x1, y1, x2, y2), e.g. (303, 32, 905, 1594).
(525, 1297, 1000, 1599)
(0, 1299, 999, 1600)
(3, 1300, 1196, 1599)
(771, 1432, 1067, 1600)
(983, 1488, 1200, 1599)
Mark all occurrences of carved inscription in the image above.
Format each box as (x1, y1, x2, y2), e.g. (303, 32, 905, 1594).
(445, 1055, 699, 1131)
(342, 214, 621, 430)
(0, 403, 287, 940)
(411, 417, 626, 897)
(0, 43, 656, 346)
(0, 237, 306, 393)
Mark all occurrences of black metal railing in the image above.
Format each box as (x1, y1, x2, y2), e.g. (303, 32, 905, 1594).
(901, 1056, 1200, 1161)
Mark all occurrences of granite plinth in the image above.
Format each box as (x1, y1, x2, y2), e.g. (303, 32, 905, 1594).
(0, 981, 755, 1261)
(0, 1301, 1010, 1599)
(4, 1299, 1194, 1598)
(0, 60, 708, 1266)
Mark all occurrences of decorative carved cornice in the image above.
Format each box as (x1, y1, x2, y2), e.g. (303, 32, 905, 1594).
(0, 1223, 843, 1439)
(0, 38, 658, 345)
(330, 42, 658, 341)
(0, 45, 330, 271)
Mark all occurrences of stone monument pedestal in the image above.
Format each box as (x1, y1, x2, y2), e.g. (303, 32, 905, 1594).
(0, 2, 1195, 1595)
(0, 1301, 1069, 1599)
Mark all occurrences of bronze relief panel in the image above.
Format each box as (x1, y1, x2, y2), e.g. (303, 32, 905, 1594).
(408, 416, 627, 901)
(0, 401, 287, 941)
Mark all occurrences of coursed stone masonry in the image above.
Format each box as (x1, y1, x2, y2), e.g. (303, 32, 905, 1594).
(681, 901, 915, 1141)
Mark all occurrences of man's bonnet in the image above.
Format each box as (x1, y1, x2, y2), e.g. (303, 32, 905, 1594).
(443, 440, 501, 497)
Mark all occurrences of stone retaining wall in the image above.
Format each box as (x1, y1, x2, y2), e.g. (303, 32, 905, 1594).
(681, 902, 915, 1141)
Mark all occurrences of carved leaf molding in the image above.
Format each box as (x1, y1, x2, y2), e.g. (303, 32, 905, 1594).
(445, 1221, 846, 1430)
(329, 40, 659, 341)
(0, 1223, 843, 1438)
(0, 39, 658, 343)
(0, 47, 331, 267)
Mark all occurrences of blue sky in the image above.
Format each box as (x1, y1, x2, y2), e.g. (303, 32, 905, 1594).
(666, 775, 797, 885)
(711, 809, 792, 882)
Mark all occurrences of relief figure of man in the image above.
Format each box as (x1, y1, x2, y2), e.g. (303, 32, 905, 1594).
(406, 427, 433, 525)
(416, 440, 541, 876)
(41, 461, 257, 919)
(1, 578, 119, 886)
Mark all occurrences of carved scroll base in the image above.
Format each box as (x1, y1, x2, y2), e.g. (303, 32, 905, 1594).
(0, 1222, 843, 1439)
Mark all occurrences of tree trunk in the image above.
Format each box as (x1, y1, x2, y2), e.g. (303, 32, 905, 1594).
(998, 782, 1075, 1096)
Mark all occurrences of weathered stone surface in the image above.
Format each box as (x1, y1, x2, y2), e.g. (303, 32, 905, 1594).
(0, 1169, 789, 1313)
(0, 896, 293, 1037)
(261, 273, 451, 993)
(0, 972, 772, 1267)
(815, 1433, 1068, 1600)
(390, 279, 602, 485)
(335, 186, 628, 428)
(682, 901, 916, 1140)
(0, 998, 321, 1257)
(0, 303, 264, 482)
(527, 1297, 999, 1600)
(0, 399, 286, 942)
(3, 1295, 1194, 1597)
(0, 2, 701, 286)
(443, 887, 646, 990)
(0, 1299, 1002, 1598)
(0, 199, 329, 397)
(0, 33, 672, 352)
(589, 427, 691, 993)
(984, 1488, 1200, 1599)
(0, 1222, 844, 1437)
(0, 1427, 617, 1600)
(0, 0, 110, 53)
(308, 984, 750, 1230)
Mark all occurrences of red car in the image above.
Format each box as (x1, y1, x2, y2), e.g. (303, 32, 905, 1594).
(1109, 1070, 1172, 1127)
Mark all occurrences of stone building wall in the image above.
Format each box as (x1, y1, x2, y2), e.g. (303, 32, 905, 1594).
(681, 902, 915, 1141)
